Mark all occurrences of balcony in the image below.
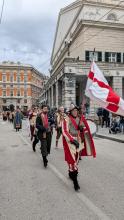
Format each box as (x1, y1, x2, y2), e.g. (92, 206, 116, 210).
(1, 96, 24, 99)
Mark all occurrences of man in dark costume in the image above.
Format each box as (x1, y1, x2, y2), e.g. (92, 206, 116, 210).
(36, 105, 53, 167)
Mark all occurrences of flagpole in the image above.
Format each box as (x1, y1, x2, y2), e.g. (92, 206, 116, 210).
(92, 48, 95, 122)
(92, 48, 99, 132)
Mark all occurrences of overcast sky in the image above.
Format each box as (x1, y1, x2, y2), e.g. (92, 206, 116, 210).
(0, 0, 73, 75)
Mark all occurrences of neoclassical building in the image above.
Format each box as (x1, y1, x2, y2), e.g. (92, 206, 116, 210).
(41, 0, 124, 112)
(0, 61, 45, 111)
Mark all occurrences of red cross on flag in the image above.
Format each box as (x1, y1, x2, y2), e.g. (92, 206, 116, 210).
(85, 61, 124, 116)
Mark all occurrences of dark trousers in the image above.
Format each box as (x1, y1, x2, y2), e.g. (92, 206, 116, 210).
(30, 125, 35, 137)
(33, 135, 39, 147)
(102, 117, 110, 128)
(40, 132, 52, 156)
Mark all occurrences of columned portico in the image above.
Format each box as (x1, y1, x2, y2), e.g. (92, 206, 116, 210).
(40, 58, 124, 117)
(55, 81, 59, 109)
(51, 85, 54, 108)
(62, 74, 76, 109)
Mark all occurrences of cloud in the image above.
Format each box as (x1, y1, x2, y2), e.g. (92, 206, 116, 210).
(0, 0, 73, 75)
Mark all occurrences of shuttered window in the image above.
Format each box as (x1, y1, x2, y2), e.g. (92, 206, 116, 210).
(105, 52, 121, 63)
(117, 53, 121, 63)
(85, 51, 90, 61)
(105, 52, 110, 62)
(98, 52, 102, 62)
(85, 51, 102, 62)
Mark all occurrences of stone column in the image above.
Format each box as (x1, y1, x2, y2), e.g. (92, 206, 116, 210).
(51, 85, 54, 108)
(58, 80, 62, 107)
(47, 89, 51, 107)
(53, 84, 56, 107)
(55, 81, 59, 109)
(49, 88, 52, 107)
(45, 92, 47, 104)
(46, 91, 49, 105)
(113, 76, 122, 97)
(62, 74, 76, 110)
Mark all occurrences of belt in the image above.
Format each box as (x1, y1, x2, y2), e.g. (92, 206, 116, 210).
(70, 133, 78, 137)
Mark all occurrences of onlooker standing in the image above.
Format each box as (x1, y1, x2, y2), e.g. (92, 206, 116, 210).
(96, 108, 103, 126)
(2, 111, 7, 121)
(120, 116, 124, 133)
(102, 109, 110, 128)
(14, 107, 23, 132)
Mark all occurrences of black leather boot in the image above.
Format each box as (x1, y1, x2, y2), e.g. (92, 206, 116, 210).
(32, 142, 36, 152)
(71, 171, 80, 191)
(43, 156, 48, 168)
(68, 171, 73, 180)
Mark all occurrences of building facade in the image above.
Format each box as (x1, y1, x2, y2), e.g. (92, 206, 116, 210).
(40, 0, 124, 113)
(0, 62, 44, 111)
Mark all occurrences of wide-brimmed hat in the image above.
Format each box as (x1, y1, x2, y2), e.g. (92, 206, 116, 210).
(69, 104, 79, 112)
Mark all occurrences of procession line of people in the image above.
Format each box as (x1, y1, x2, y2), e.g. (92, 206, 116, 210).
(1, 104, 96, 191)
(28, 104, 96, 191)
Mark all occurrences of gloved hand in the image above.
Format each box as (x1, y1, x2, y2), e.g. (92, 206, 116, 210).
(71, 139, 79, 149)
(78, 125, 84, 132)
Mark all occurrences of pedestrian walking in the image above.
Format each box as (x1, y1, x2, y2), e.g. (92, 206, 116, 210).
(55, 106, 65, 148)
(36, 105, 53, 168)
(120, 116, 124, 133)
(29, 108, 37, 141)
(32, 109, 42, 152)
(2, 111, 7, 121)
(14, 107, 23, 132)
(62, 104, 96, 191)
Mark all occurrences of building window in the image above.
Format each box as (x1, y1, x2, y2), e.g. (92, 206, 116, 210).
(85, 51, 102, 62)
(10, 84, 13, 88)
(109, 53, 117, 62)
(17, 90, 20, 96)
(10, 74, 13, 82)
(10, 90, 13, 97)
(3, 84, 6, 88)
(24, 99, 27, 103)
(105, 52, 121, 63)
(24, 75, 27, 83)
(2, 75, 6, 82)
(24, 90, 27, 97)
(3, 91, 6, 97)
(17, 76, 20, 83)
(17, 99, 20, 103)
(3, 99, 6, 104)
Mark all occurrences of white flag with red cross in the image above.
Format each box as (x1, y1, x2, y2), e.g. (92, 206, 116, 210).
(85, 61, 124, 116)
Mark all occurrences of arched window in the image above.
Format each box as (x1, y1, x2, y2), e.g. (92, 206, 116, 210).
(107, 13, 117, 21)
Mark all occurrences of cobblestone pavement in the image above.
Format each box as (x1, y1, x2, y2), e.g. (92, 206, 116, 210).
(0, 119, 124, 220)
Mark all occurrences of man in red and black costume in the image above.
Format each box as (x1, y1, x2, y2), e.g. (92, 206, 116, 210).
(62, 104, 96, 191)
(36, 105, 53, 167)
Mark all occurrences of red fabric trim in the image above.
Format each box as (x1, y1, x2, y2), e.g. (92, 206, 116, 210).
(63, 119, 74, 142)
(62, 137, 75, 164)
(41, 113, 48, 128)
